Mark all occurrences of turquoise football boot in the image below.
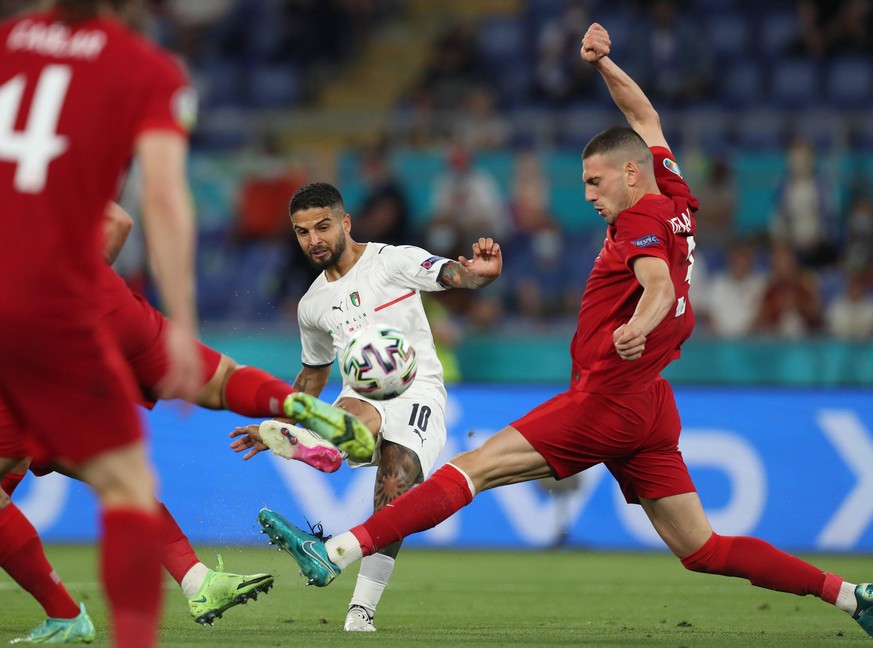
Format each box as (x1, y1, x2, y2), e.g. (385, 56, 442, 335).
(258, 508, 340, 587)
(10, 603, 95, 644)
(853, 583, 873, 637)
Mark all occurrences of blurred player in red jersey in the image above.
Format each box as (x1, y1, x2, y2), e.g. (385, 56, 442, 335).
(255, 23, 873, 639)
(0, 202, 361, 639)
(0, 1, 204, 645)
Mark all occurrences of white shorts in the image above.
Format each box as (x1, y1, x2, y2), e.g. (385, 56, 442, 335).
(335, 380, 447, 477)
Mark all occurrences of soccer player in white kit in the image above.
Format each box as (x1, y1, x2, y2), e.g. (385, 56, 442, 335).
(234, 182, 502, 631)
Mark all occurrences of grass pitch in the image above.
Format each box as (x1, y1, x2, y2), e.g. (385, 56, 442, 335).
(1, 545, 871, 646)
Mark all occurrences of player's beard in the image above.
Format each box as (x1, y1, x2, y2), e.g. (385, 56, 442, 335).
(307, 236, 347, 270)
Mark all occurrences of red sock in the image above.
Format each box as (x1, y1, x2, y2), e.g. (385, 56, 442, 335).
(102, 508, 163, 648)
(157, 503, 199, 584)
(680, 532, 836, 599)
(0, 504, 80, 618)
(223, 366, 294, 417)
(352, 464, 474, 555)
(1, 471, 26, 496)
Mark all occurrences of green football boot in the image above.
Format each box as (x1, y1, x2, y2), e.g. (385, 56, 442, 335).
(853, 583, 873, 637)
(283, 393, 375, 461)
(188, 555, 274, 625)
(258, 508, 340, 587)
(10, 603, 95, 644)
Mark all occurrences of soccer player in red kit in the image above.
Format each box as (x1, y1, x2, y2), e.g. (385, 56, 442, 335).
(255, 23, 873, 639)
(0, 203, 366, 639)
(0, 2, 203, 646)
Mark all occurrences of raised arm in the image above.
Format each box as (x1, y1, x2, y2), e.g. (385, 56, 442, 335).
(437, 237, 502, 289)
(580, 23, 669, 150)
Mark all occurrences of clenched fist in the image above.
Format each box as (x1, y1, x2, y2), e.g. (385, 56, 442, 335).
(581, 22, 611, 64)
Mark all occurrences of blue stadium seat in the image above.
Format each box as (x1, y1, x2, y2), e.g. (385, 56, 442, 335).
(556, 109, 614, 151)
(706, 13, 751, 60)
(196, 61, 245, 109)
(825, 57, 873, 109)
(477, 17, 527, 66)
(492, 61, 534, 107)
(768, 58, 820, 108)
(246, 65, 302, 109)
(718, 59, 764, 108)
(759, 12, 800, 58)
(732, 110, 788, 150)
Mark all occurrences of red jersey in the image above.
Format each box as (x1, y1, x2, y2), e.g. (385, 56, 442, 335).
(0, 11, 193, 324)
(570, 147, 699, 394)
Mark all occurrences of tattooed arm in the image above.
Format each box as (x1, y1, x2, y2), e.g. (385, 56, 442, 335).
(437, 236, 502, 289)
(292, 365, 331, 397)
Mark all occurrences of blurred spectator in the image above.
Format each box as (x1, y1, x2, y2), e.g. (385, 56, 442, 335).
(235, 135, 306, 240)
(351, 142, 412, 245)
(825, 267, 873, 339)
(420, 209, 505, 333)
(453, 85, 510, 150)
(844, 194, 873, 269)
(392, 86, 444, 149)
(417, 21, 481, 111)
(504, 215, 580, 323)
(421, 294, 462, 383)
(753, 242, 823, 337)
(696, 240, 765, 338)
(769, 137, 838, 268)
(532, 0, 597, 105)
(625, 0, 715, 104)
(794, 0, 873, 56)
(503, 153, 583, 323)
(428, 143, 510, 241)
(691, 157, 736, 259)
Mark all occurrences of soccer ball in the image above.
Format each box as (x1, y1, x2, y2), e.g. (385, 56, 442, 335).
(340, 327, 417, 400)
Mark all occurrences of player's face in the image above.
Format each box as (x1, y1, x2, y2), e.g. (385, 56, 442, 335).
(291, 207, 349, 270)
(582, 153, 630, 226)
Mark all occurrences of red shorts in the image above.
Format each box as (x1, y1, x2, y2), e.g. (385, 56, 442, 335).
(511, 377, 696, 504)
(0, 318, 144, 466)
(103, 291, 221, 407)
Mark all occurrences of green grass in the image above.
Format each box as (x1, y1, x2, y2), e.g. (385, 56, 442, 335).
(2, 546, 872, 646)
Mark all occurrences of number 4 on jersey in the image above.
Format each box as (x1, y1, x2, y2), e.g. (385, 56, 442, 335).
(0, 65, 71, 194)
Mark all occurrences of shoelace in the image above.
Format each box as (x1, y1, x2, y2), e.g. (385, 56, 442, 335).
(305, 519, 332, 542)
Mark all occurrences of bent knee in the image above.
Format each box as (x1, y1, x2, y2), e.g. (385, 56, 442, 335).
(336, 397, 381, 436)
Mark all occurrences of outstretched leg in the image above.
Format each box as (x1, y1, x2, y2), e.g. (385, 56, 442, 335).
(641, 492, 873, 637)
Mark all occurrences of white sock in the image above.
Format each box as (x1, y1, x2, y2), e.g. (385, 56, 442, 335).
(349, 553, 396, 616)
(180, 562, 209, 598)
(326, 532, 363, 570)
(836, 581, 859, 615)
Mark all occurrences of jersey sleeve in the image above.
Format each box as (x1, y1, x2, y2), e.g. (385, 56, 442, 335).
(612, 207, 672, 269)
(650, 147, 699, 212)
(375, 245, 451, 292)
(133, 50, 197, 138)
(298, 303, 335, 368)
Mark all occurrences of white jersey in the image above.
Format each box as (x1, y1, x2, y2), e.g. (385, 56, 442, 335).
(298, 243, 450, 391)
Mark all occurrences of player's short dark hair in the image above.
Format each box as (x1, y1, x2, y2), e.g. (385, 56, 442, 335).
(288, 182, 345, 217)
(583, 126, 651, 164)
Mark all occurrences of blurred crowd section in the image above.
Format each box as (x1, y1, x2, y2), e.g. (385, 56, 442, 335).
(3, 0, 873, 344)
